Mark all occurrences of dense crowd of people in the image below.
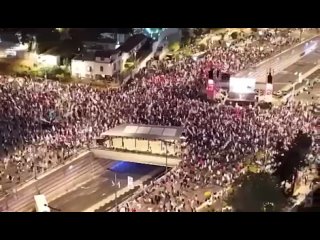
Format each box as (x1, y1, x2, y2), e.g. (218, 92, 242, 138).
(0, 28, 318, 212)
(120, 101, 318, 212)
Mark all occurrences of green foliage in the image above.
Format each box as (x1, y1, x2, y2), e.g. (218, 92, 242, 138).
(227, 172, 287, 212)
(230, 32, 238, 40)
(199, 43, 207, 52)
(168, 42, 180, 52)
(272, 131, 312, 191)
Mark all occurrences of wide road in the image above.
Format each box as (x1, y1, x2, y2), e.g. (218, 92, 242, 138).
(238, 30, 319, 85)
(272, 46, 320, 92)
(49, 161, 165, 212)
(294, 71, 320, 104)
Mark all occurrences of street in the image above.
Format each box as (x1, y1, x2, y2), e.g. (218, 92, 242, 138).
(49, 161, 165, 212)
(238, 31, 320, 85)
(272, 48, 320, 92)
(295, 80, 320, 104)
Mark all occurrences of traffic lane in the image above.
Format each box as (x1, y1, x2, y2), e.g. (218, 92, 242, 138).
(273, 65, 314, 92)
(305, 69, 320, 80)
(272, 52, 320, 92)
(274, 50, 320, 83)
(295, 82, 320, 104)
(236, 34, 320, 79)
(49, 162, 164, 212)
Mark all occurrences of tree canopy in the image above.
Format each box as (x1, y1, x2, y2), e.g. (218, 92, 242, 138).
(272, 131, 312, 194)
(227, 172, 287, 212)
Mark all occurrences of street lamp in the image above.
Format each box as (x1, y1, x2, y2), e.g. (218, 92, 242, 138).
(161, 136, 186, 173)
(160, 139, 173, 173)
(292, 72, 302, 100)
(107, 168, 120, 212)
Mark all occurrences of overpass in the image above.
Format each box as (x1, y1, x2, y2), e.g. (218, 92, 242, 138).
(0, 148, 180, 212)
(91, 149, 181, 168)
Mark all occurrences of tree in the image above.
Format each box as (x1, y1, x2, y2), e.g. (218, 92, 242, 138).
(168, 42, 180, 52)
(230, 32, 238, 40)
(227, 172, 287, 212)
(272, 131, 312, 195)
(220, 32, 226, 41)
(199, 43, 207, 52)
(299, 28, 303, 41)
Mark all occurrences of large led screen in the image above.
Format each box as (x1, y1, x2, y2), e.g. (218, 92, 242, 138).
(229, 77, 256, 94)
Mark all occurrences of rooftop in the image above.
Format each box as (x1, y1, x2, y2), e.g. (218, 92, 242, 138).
(73, 49, 120, 62)
(119, 34, 148, 53)
(40, 40, 81, 57)
(73, 52, 95, 61)
(83, 37, 116, 44)
(95, 49, 120, 58)
(101, 124, 184, 141)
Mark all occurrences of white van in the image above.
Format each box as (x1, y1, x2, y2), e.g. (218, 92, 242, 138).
(34, 195, 51, 212)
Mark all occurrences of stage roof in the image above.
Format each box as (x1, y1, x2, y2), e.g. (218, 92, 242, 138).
(101, 124, 184, 141)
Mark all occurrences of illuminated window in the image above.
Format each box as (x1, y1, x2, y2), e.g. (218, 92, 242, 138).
(100, 66, 104, 72)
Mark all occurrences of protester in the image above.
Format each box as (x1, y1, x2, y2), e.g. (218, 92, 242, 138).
(0, 29, 316, 213)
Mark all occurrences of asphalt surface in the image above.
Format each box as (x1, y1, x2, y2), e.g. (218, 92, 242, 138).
(272, 46, 320, 92)
(294, 80, 320, 104)
(236, 30, 319, 84)
(49, 161, 165, 212)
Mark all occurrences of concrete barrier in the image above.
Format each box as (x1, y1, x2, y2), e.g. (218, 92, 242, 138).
(91, 149, 181, 168)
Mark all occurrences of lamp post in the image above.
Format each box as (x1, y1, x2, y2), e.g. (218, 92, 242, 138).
(107, 168, 120, 212)
(299, 28, 303, 42)
(292, 72, 302, 101)
(165, 142, 168, 173)
(161, 139, 175, 173)
(160, 140, 169, 173)
(162, 136, 186, 173)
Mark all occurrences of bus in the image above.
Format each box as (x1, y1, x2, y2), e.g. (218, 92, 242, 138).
(34, 195, 51, 212)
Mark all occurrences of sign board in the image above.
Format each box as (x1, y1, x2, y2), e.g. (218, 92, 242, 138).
(127, 176, 133, 188)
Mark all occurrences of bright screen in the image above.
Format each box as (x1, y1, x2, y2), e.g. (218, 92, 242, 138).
(229, 77, 256, 94)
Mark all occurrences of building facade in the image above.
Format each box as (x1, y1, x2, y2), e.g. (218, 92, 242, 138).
(71, 34, 149, 79)
(71, 50, 122, 79)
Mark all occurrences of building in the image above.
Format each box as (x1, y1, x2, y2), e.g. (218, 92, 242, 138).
(36, 40, 81, 67)
(99, 28, 132, 45)
(0, 33, 28, 58)
(71, 49, 122, 79)
(119, 34, 148, 67)
(82, 37, 117, 52)
(71, 34, 149, 79)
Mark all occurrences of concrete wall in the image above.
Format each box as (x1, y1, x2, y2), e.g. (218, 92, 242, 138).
(71, 58, 122, 78)
(91, 149, 181, 167)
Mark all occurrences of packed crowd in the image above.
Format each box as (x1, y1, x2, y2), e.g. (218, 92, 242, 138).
(120, 101, 318, 212)
(0, 29, 317, 211)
